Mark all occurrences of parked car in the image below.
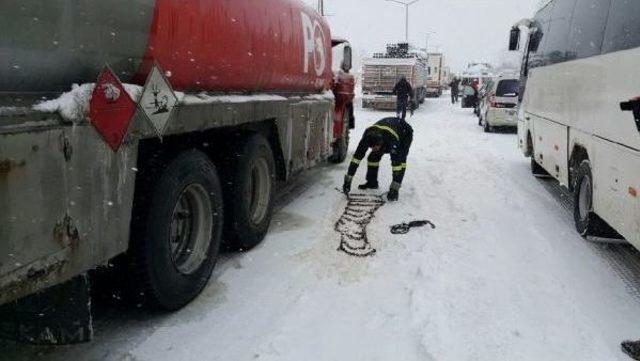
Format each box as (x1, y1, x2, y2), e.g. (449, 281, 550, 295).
(476, 77, 496, 119)
(479, 77, 520, 132)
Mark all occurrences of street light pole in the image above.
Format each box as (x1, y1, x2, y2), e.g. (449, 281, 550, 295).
(385, 0, 420, 42)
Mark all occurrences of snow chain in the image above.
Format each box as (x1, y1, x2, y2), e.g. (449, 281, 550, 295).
(335, 193, 385, 257)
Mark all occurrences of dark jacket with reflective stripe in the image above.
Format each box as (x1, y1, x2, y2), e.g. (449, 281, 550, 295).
(348, 117, 414, 184)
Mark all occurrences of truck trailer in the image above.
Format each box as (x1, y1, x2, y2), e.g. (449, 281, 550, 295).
(426, 53, 445, 97)
(0, 0, 355, 344)
(361, 43, 428, 110)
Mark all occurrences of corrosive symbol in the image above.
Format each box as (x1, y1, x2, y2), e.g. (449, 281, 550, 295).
(335, 193, 385, 257)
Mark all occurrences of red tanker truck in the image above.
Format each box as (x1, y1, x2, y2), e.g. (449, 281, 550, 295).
(0, 0, 355, 344)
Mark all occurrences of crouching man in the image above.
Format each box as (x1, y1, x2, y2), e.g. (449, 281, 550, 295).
(342, 117, 413, 202)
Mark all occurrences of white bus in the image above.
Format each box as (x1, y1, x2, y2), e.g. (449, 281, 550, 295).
(509, 0, 640, 246)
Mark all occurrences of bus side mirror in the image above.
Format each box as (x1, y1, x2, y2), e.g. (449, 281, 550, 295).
(509, 27, 520, 51)
(528, 30, 542, 52)
(341, 46, 352, 73)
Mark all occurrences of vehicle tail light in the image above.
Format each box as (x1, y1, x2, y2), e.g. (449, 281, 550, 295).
(489, 95, 496, 108)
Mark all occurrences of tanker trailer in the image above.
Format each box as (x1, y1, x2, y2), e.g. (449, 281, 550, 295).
(0, 0, 355, 344)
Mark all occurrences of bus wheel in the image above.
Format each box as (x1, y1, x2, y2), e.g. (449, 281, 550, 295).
(224, 134, 276, 251)
(131, 150, 223, 310)
(573, 160, 608, 237)
(329, 111, 350, 163)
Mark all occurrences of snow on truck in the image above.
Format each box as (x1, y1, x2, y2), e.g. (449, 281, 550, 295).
(361, 43, 428, 110)
(0, 0, 355, 343)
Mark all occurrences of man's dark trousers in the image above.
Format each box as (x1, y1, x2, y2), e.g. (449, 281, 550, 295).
(396, 98, 408, 120)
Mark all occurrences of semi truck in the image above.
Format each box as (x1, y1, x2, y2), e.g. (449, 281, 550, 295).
(0, 0, 355, 344)
(426, 53, 445, 97)
(361, 43, 428, 110)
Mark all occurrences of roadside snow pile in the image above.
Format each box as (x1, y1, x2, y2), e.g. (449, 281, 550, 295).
(32, 83, 145, 123)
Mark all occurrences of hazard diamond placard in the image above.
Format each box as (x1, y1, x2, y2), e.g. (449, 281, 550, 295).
(89, 65, 137, 152)
(140, 63, 179, 138)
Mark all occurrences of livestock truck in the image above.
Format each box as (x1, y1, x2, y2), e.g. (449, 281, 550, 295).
(361, 43, 428, 110)
(0, 0, 355, 344)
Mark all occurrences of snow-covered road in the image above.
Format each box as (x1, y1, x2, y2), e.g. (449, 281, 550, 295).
(5, 96, 640, 361)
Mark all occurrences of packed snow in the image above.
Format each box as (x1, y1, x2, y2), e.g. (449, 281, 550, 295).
(5, 96, 640, 361)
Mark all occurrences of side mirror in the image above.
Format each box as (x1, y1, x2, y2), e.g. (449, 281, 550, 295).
(509, 27, 520, 51)
(528, 30, 542, 52)
(341, 45, 352, 73)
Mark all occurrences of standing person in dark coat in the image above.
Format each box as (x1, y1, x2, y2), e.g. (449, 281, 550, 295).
(342, 117, 414, 202)
(449, 77, 460, 104)
(393, 76, 414, 120)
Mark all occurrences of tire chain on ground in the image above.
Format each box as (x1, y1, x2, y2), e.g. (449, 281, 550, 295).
(335, 193, 385, 257)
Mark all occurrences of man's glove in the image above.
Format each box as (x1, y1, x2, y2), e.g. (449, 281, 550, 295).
(343, 175, 353, 194)
(388, 181, 401, 201)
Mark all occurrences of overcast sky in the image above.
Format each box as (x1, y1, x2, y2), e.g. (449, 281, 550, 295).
(302, 0, 540, 73)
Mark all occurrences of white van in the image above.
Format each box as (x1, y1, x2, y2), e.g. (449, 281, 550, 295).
(510, 0, 640, 245)
(479, 77, 520, 132)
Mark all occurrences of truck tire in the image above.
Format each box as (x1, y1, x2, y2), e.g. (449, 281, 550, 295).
(130, 150, 223, 311)
(573, 160, 614, 237)
(223, 134, 276, 251)
(329, 111, 350, 163)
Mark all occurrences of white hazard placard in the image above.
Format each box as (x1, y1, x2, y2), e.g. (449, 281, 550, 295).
(140, 64, 178, 138)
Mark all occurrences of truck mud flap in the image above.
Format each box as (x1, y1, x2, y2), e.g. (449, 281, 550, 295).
(0, 274, 92, 345)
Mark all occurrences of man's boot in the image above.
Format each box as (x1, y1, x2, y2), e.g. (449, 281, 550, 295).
(358, 181, 379, 190)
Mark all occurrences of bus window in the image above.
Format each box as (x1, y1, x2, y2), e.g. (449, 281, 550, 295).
(602, 0, 640, 54)
(568, 0, 612, 59)
(543, 0, 577, 64)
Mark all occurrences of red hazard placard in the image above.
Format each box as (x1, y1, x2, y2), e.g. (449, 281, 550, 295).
(89, 66, 138, 152)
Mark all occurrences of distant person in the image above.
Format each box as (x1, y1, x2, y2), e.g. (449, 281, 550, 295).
(470, 78, 480, 109)
(342, 117, 413, 202)
(449, 78, 460, 104)
(393, 76, 414, 120)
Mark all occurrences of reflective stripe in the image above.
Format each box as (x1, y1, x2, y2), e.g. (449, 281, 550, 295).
(371, 125, 400, 141)
(402, 163, 407, 169)
(368, 162, 380, 167)
(351, 157, 361, 165)
(392, 165, 404, 172)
